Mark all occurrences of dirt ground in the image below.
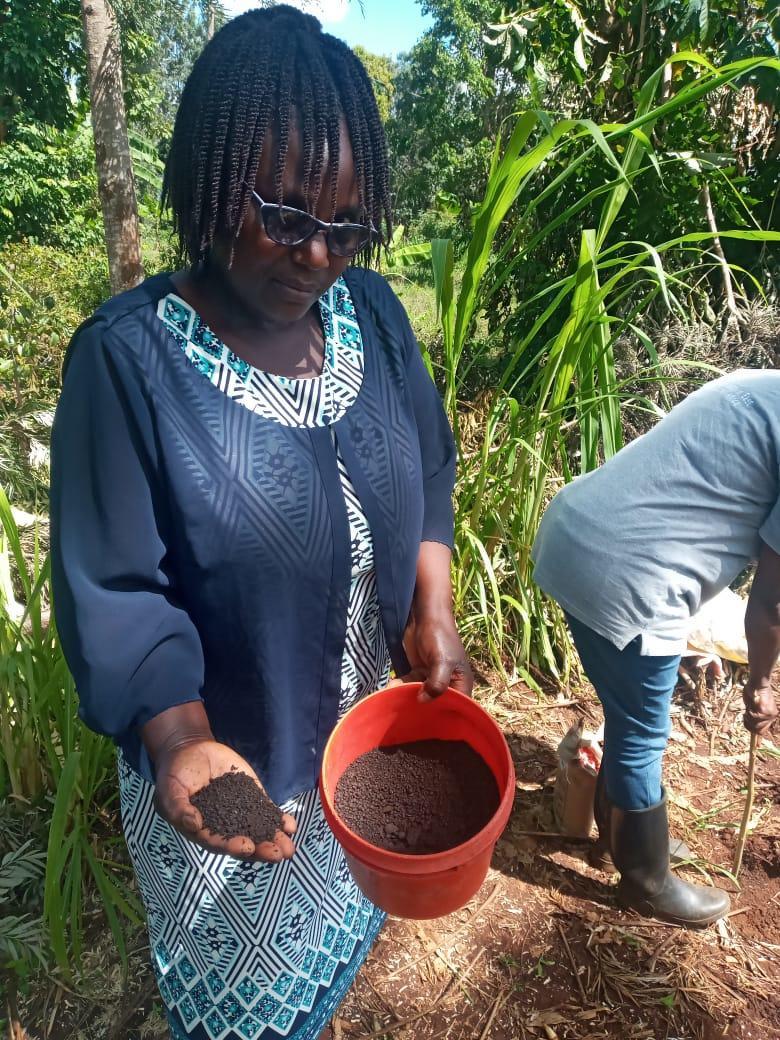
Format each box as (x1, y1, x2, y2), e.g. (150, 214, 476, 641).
(23, 669, 780, 1040)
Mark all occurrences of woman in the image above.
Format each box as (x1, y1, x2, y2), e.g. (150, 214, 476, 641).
(51, 8, 471, 1039)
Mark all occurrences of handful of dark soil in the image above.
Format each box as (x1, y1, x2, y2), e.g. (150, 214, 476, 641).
(334, 739, 499, 855)
(191, 768, 283, 844)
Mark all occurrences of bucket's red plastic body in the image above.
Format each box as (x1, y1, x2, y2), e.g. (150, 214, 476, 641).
(319, 683, 515, 919)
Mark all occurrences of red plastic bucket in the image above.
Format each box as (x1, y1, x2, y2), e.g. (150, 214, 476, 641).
(319, 683, 515, 919)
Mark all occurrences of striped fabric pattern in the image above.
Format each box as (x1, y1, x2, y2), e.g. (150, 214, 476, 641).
(157, 277, 363, 429)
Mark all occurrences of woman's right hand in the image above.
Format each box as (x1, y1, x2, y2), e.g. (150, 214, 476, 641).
(153, 738, 297, 862)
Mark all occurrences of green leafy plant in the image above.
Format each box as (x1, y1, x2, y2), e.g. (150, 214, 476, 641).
(432, 53, 779, 680)
(0, 839, 47, 967)
(0, 487, 141, 978)
(0, 121, 103, 251)
(383, 225, 434, 275)
(0, 243, 110, 507)
(0, 803, 49, 1034)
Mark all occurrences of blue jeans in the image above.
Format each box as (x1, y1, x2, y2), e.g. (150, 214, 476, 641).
(566, 614, 681, 811)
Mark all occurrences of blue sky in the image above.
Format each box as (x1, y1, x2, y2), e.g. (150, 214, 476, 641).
(321, 1, 433, 57)
(222, 1, 432, 57)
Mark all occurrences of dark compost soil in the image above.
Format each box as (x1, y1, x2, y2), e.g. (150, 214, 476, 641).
(190, 768, 283, 843)
(334, 738, 500, 855)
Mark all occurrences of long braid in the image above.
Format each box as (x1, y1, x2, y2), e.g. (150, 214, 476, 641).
(203, 53, 244, 251)
(296, 56, 316, 209)
(349, 47, 392, 259)
(365, 78, 393, 261)
(230, 39, 276, 251)
(272, 34, 296, 206)
(163, 4, 393, 267)
(325, 42, 388, 263)
(224, 30, 269, 234)
(296, 30, 337, 211)
(329, 58, 367, 215)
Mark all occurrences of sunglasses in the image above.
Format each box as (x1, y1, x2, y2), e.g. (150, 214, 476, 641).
(248, 190, 375, 258)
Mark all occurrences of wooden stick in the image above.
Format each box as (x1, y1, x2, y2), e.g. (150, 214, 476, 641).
(732, 731, 758, 878)
(477, 989, 510, 1040)
(556, 922, 588, 1005)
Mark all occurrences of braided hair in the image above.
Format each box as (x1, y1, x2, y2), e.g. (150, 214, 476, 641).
(163, 4, 392, 268)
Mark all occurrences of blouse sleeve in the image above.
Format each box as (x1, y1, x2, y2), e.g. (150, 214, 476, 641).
(399, 298, 457, 549)
(50, 318, 205, 740)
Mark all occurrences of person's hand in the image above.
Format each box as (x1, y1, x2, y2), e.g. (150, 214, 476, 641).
(397, 610, 474, 702)
(153, 738, 296, 862)
(742, 679, 778, 736)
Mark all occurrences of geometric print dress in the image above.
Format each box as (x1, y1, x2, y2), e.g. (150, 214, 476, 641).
(118, 275, 390, 1040)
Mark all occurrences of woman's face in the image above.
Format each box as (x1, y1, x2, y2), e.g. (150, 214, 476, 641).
(213, 121, 361, 326)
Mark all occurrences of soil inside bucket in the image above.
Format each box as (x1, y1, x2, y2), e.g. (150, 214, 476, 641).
(191, 768, 283, 844)
(334, 739, 500, 855)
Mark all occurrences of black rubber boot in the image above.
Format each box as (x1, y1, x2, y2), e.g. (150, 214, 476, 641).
(610, 789, 730, 927)
(590, 769, 693, 870)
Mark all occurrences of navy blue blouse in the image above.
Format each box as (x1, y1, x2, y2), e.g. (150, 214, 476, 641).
(50, 269, 456, 803)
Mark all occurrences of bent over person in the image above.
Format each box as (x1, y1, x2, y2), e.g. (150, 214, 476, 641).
(532, 369, 780, 928)
(50, 8, 471, 1039)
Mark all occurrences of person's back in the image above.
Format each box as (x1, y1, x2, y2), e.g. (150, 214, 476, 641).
(532, 368, 780, 929)
(532, 369, 780, 653)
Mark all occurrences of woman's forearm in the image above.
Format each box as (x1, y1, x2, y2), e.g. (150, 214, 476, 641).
(140, 701, 214, 763)
(412, 541, 454, 620)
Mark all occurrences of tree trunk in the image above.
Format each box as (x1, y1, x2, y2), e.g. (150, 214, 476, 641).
(80, 0, 144, 295)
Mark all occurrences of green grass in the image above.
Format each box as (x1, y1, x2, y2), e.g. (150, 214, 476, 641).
(0, 487, 140, 979)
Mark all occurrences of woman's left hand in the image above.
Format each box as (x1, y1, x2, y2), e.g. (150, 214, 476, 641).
(399, 610, 474, 701)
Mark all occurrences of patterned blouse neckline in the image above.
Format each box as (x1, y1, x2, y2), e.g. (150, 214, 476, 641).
(156, 275, 364, 429)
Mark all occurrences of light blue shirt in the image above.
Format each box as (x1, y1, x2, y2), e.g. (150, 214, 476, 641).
(532, 370, 780, 654)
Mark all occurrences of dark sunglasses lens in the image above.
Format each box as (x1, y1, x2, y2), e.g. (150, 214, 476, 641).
(263, 205, 316, 245)
(328, 225, 370, 257)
